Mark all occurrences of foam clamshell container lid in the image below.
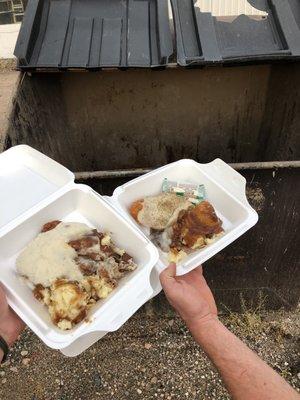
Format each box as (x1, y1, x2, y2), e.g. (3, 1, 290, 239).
(0, 146, 258, 356)
(14, 0, 173, 70)
(171, 0, 300, 66)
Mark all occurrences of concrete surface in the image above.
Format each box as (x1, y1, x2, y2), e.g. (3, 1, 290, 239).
(0, 66, 19, 151)
(0, 295, 299, 400)
(0, 23, 20, 59)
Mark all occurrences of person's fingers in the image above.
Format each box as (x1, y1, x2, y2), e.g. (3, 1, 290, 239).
(10, 307, 25, 330)
(0, 284, 8, 313)
(177, 265, 203, 285)
(162, 263, 177, 278)
(160, 263, 177, 288)
(176, 266, 217, 314)
(194, 265, 203, 275)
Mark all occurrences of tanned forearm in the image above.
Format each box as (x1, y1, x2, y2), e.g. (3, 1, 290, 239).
(188, 318, 299, 400)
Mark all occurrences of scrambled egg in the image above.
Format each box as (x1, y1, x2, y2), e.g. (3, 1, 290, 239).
(81, 276, 115, 300)
(168, 250, 187, 263)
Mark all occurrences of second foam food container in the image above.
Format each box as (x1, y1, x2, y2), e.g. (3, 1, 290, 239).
(0, 146, 258, 357)
(110, 158, 258, 276)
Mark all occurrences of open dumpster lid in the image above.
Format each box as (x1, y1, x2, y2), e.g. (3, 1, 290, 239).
(14, 0, 173, 70)
(14, 0, 300, 69)
(171, 0, 300, 66)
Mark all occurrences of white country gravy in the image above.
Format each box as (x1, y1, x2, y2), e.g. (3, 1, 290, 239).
(16, 222, 94, 287)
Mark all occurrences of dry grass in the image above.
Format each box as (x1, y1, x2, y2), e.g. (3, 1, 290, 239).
(221, 291, 267, 338)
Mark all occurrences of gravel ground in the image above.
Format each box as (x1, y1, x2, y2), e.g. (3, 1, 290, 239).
(0, 59, 17, 72)
(0, 295, 299, 400)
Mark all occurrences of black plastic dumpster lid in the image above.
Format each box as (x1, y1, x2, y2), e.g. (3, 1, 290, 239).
(14, 0, 173, 70)
(171, 0, 300, 66)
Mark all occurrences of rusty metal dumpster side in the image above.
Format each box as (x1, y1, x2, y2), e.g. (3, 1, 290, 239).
(7, 63, 300, 171)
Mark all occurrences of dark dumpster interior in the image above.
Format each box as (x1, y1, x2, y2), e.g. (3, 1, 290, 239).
(7, 64, 300, 170)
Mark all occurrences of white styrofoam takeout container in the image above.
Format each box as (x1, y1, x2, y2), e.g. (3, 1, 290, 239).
(0, 145, 159, 357)
(0, 145, 258, 356)
(109, 158, 259, 276)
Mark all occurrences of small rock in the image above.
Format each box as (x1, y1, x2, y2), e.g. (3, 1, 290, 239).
(93, 372, 102, 388)
(144, 343, 152, 350)
(2, 378, 7, 384)
(0, 371, 5, 377)
(151, 377, 158, 384)
(1, 360, 10, 367)
(284, 362, 288, 366)
(168, 319, 174, 327)
(9, 367, 18, 373)
(22, 358, 31, 366)
(21, 350, 28, 357)
(297, 372, 300, 380)
(137, 389, 142, 394)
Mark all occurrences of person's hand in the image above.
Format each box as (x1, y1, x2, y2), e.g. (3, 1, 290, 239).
(160, 263, 218, 329)
(0, 285, 25, 347)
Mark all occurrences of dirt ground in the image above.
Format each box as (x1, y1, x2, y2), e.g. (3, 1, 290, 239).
(0, 294, 299, 400)
(0, 59, 16, 72)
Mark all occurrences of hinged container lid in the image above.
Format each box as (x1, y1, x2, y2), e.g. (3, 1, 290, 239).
(0, 145, 74, 235)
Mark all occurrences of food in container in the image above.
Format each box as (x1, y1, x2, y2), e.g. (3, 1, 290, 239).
(0, 146, 258, 356)
(17, 220, 137, 330)
(129, 180, 224, 263)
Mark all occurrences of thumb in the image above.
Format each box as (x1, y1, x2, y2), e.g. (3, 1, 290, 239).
(0, 284, 8, 313)
(160, 263, 177, 287)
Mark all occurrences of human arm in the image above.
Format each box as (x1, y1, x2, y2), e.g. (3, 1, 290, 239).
(0, 285, 25, 363)
(160, 264, 299, 400)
